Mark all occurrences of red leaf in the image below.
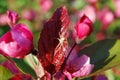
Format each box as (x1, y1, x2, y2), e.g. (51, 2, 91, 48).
(38, 6, 70, 74)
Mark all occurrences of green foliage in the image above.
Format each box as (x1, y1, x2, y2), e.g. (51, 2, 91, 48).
(93, 20, 101, 33)
(78, 39, 120, 79)
(0, 0, 7, 13)
(115, 76, 120, 80)
(0, 55, 6, 62)
(107, 19, 120, 35)
(106, 0, 115, 11)
(72, 0, 86, 10)
(0, 65, 13, 80)
(14, 0, 28, 10)
(13, 58, 37, 79)
(0, 25, 10, 37)
(98, 0, 115, 11)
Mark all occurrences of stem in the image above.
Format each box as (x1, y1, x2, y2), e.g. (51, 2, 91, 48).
(31, 48, 38, 55)
(75, 77, 78, 80)
(61, 42, 77, 70)
(65, 42, 76, 62)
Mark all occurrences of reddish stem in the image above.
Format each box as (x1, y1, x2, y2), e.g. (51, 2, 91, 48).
(65, 42, 76, 62)
(61, 43, 77, 70)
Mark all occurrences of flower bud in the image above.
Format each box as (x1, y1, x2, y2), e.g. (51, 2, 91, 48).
(40, 0, 53, 13)
(0, 23, 33, 58)
(0, 14, 7, 26)
(22, 10, 36, 21)
(75, 15, 93, 44)
(97, 8, 114, 30)
(7, 10, 19, 27)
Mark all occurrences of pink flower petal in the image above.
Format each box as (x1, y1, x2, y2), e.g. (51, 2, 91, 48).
(63, 70, 72, 80)
(0, 23, 33, 58)
(72, 64, 94, 77)
(63, 54, 94, 79)
(75, 15, 93, 43)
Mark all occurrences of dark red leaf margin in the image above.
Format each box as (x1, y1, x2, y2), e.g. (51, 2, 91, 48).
(38, 6, 70, 74)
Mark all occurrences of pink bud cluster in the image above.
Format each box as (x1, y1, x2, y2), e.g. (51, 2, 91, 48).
(0, 11, 33, 58)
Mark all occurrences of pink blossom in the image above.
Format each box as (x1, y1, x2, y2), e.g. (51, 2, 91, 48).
(7, 11, 19, 27)
(0, 14, 7, 26)
(1, 61, 20, 74)
(40, 0, 53, 13)
(22, 10, 36, 21)
(75, 15, 93, 43)
(0, 11, 33, 58)
(77, 5, 96, 22)
(114, 0, 120, 17)
(0, 24, 33, 58)
(97, 8, 114, 30)
(63, 52, 94, 80)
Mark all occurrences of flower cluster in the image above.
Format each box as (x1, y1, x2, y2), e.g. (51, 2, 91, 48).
(0, 6, 93, 80)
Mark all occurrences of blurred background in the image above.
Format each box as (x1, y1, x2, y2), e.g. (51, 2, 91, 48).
(0, 0, 120, 80)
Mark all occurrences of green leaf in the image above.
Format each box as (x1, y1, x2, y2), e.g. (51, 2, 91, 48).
(24, 54, 38, 71)
(105, 69, 115, 80)
(0, 54, 6, 62)
(97, 0, 115, 11)
(107, 19, 120, 35)
(0, 65, 13, 80)
(106, 0, 115, 11)
(115, 76, 120, 80)
(0, 0, 8, 13)
(93, 20, 101, 33)
(0, 25, 10, 37)
(13, 58, 37, 79)
(78, 39, 120, 78)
